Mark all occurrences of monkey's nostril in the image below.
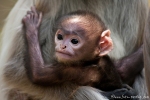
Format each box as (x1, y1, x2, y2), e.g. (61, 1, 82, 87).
(62, 46, 66, 49)
(60, 45, 66, 49)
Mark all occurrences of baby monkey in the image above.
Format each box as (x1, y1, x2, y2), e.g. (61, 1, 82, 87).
(23, 7, 122, 91)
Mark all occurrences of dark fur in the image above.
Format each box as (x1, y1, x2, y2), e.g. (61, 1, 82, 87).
(0, 0, 148, 100)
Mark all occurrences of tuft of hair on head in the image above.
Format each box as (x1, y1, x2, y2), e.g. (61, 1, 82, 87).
(54, 10, 107, 32)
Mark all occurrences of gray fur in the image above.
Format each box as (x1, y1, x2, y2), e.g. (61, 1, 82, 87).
(0, 0, 148, 100)
(144, 11, 150, 99)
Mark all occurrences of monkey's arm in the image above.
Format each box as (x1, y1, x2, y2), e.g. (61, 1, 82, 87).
(23, 7, 63, 85)
(23, 7, 68, 85)
(115, 45, 143, 85)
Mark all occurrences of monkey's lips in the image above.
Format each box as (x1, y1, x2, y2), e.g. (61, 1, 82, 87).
(55, 51, 72, 58)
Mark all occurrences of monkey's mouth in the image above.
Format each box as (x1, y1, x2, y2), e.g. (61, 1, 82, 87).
(55, 51, 72, 57)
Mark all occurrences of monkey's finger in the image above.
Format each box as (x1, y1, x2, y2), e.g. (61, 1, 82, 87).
(22, 15, 30, 26)
(26, 14, 31, 19)
(31, 6, 36, 12)
(27, 11, 34, 20)
(27, 11, 33, 15)
(31, 6, 39, 22)
(37, 12, 42, 27)
(31, 6, 38, 16)
(22, 16, 27, 24)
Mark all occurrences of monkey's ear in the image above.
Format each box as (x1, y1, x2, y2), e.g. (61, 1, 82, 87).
(99, 30, 113, 56)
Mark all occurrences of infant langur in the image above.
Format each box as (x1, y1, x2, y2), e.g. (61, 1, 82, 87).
(23, 7, 122, 92)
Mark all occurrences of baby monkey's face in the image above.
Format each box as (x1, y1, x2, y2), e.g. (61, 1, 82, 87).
(54, 17, 101, 64)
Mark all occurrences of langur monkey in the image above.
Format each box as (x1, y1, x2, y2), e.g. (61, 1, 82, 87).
(18, 7, 137, 100)
(23, 6, 123, 93)
(0, 0, 149, 100)
(23, 6, 124, 89)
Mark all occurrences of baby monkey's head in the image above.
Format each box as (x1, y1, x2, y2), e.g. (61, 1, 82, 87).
(54, 10, 113, 64)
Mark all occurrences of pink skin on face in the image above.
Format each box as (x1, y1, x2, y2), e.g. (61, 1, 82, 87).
(54, 17, 101, 63)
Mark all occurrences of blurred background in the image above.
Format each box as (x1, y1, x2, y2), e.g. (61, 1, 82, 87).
(0, 0, 16, 31)
(0, 0, 150, 31)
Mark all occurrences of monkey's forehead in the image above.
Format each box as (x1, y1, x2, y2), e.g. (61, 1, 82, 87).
(58, 23, 98, 38)
(62, 16, 97, 25)
(57, 17, 102, 37)
(60, 18, 99, 32)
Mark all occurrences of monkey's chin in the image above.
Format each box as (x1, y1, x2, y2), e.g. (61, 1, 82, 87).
(55, 52, 72, 60)
(57, 58, 78, 65)
(55, 52, 77, 65)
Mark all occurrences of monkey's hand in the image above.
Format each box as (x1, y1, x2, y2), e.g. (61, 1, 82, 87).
(22, 6, 42, 38)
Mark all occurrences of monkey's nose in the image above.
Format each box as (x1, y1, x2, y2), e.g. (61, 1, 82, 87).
(60, 45, 66, 49)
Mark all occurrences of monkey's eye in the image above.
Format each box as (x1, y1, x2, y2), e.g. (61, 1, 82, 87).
(57, 34, 63, 40)
(71, 39, 79, 44)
